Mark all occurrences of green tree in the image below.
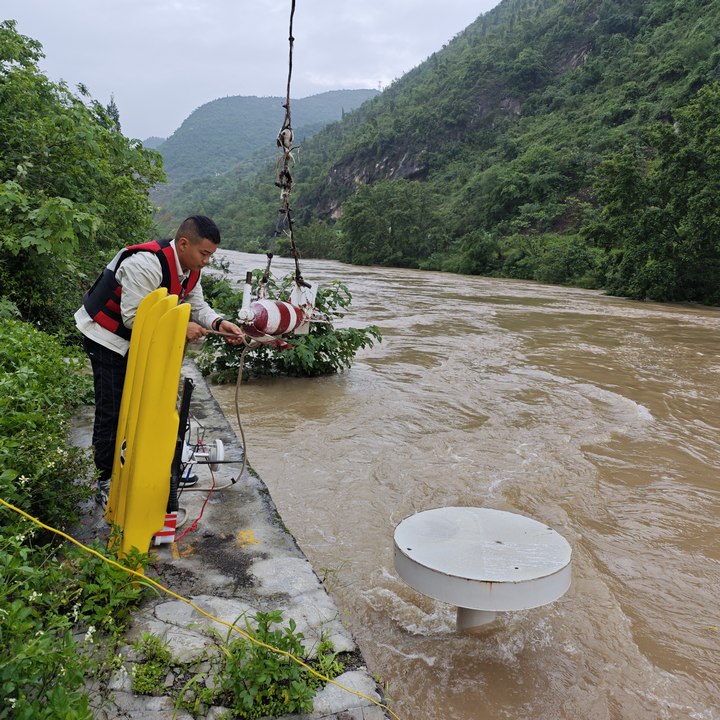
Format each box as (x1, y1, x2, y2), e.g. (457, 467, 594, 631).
(585, 82, 720, 302)
(455, 230, 503, 275)
(0, 21, 165, 338)
(508, 47, 550, 92)
(338, 180, 447, 267)
(105, 93, 121, 131)
(276, 219, 341, 260)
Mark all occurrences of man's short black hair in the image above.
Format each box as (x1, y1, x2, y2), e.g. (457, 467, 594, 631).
(176, 215, 221, 245)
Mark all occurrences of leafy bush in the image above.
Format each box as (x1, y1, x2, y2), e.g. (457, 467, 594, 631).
(0, 318, 93, 531)
(197, 268, 381, 382)
(217, 611, 314, 718)
(207, 611, 345, 720)
(454, 230, 503, 275)
(131, 633, 174, 695)
(0, 527, 153, 720)
(62, 538, 153, 633)
(530, 234, 605, 287)
(0, 532, 92, 720)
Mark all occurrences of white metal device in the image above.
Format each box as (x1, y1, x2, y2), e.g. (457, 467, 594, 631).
(394, 507, 572, 631)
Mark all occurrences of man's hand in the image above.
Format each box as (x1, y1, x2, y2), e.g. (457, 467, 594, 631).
(186, 321, 208, 342)
(217, 319, 245, 345)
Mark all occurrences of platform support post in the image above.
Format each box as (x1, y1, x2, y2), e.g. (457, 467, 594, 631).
(456, 607, 497, 631)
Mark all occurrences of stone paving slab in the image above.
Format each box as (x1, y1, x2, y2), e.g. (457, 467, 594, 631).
(74, 360, 390, 720)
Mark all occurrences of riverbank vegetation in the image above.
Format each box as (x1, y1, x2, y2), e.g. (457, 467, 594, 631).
(155, 0, 720, 305)
(0, 21, 165, 714)
(0, 20, 165, 342)
(0, 310, 153, 718)
(128, 612, 348, 719)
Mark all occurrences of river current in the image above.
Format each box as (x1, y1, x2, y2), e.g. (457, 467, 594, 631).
(210, 250, 719, 720)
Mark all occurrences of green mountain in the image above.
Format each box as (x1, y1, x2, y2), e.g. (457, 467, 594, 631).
(153, 89, 378, 188)
(156, 0, 720, 304)
(142, 136, 166, 150)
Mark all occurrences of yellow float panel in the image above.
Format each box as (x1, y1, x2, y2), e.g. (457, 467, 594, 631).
(106, 292, 178, 526)
(109, 288, 166, 485)
(120, 302, 190, 559)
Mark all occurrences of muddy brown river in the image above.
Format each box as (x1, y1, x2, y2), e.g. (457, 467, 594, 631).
(210, 250, 719, 720)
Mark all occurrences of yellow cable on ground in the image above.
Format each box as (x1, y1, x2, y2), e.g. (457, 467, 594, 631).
(0, 498, 400, 720)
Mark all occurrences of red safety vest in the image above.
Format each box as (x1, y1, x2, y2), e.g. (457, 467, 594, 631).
(82, 239, 200, 340)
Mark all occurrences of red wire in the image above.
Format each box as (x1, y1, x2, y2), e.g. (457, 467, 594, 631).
(175, 470, 216, 542)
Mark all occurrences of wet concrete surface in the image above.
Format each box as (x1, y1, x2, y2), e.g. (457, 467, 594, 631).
(72, 360, 389, 720)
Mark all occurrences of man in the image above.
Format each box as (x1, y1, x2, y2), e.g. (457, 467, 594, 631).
(75, 215, 244, 507)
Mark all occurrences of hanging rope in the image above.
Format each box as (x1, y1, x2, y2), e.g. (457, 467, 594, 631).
(274, 0, 309, 289)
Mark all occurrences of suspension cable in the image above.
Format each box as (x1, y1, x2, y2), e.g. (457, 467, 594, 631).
(274, 0, 309, 289)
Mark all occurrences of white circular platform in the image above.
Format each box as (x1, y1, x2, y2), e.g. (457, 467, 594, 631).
(394, 507, 572, 630)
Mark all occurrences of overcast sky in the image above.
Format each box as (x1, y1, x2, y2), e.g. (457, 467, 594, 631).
(4, 1, 502, 141)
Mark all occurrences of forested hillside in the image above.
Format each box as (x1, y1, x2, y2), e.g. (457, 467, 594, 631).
(142, 136, 166, 150)
(158, 0, 720, 304)
(151, 89, 377, 202)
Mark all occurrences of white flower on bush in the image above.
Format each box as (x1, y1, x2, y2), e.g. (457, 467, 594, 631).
(84, 625, 96, 643)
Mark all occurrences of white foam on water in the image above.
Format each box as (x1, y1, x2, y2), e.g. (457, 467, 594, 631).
(362, 586, 455, 636)
(376, 642, 438, 667)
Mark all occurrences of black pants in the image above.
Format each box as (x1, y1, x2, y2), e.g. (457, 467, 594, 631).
(82, 336, 128, 486)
